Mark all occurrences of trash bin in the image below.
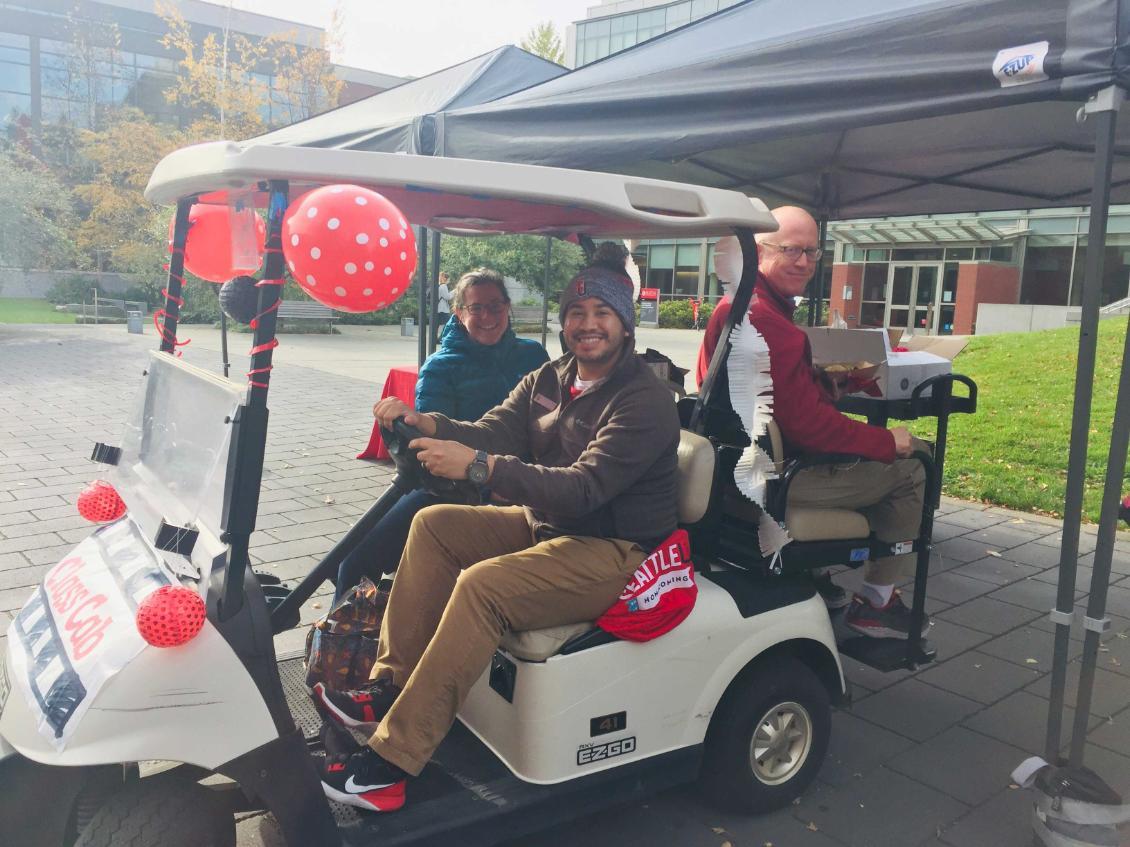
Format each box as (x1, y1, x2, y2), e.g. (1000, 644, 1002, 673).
(126, 311, 143, 335)
(400, 317, 416, 337)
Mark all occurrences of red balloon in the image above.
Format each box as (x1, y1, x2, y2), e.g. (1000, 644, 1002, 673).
(136, 585, 207, 648)
(77, 480, 126, 523)
(168, 204, 266, 283)
(282, 185, 417, 313)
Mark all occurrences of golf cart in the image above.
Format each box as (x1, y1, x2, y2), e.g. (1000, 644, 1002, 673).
(0, 142, 967, 847)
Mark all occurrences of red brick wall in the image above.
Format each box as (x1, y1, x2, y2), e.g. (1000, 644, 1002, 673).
(829, 264, 864, 327)
(953, 263, 1020, 334)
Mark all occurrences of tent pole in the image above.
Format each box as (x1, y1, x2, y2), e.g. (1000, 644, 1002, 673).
(541, 237, 552, 349)
(1044, 89, 1121, 763)
(416, 226, 428, 368)
(1069, 291, 1130, 764)
(809, 216, 828, 326)
(428, 231, 441, 355)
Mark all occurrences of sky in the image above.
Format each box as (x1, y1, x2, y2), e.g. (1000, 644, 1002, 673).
(224, 0, 597, 78)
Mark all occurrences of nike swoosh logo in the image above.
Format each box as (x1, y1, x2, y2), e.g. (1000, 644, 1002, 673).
(345, 775, 394, 793)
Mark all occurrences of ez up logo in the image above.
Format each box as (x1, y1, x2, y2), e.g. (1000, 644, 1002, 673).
(993, 41, 1049, 88)
(577, 736, 636, 765)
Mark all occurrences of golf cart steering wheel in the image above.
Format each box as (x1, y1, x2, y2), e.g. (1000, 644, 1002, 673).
(379, 416, 479, 500)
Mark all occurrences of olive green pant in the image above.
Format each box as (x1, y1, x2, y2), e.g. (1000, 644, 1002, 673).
(366, 504, 646, 776)
(787, 455, 928, 586)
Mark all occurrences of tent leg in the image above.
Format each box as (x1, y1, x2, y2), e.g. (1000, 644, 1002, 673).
(427, 231, 441, 355)
(416, 226, 428, 368)
(1044, 96, 1119, 763)
(1069, 303, 1130, 764)
(808, 217, 828, 327)
(541, 237, 552, 350)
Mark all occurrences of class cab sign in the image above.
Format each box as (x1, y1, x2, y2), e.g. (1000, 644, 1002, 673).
(7, 519, 172, 749)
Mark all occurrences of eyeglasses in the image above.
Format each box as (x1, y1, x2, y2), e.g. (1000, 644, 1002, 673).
(761, 242, 823, 262)
(463, 301, 508, 317)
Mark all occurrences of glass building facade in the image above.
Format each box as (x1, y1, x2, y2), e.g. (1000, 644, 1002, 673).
(572, 0, 746, 67)
(0, 0, 400, 134)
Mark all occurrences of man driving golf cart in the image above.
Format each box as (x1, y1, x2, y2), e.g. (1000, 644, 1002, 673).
(315, 243, 682, 812)
(697, 206, 930, 640)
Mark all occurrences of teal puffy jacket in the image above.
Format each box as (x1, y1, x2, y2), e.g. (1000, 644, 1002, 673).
(415, 314, 549, 421)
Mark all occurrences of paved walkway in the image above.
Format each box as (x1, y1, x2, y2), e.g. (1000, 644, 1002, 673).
(0, 322, 1128, 847)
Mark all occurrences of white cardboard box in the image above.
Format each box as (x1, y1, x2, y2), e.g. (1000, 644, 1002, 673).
(802, 327, 953, 400)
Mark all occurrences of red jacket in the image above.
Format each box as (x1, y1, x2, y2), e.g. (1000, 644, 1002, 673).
(697, 278, 895, 463)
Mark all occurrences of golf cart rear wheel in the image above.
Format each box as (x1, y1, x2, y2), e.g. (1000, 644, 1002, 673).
(74, 778, 235, 847)
(701, 655, 830, 813)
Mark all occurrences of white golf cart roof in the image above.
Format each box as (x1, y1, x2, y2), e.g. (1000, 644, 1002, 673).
(145, 141, 777, 239)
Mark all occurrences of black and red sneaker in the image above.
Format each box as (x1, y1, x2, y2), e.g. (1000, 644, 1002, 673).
(844, 591, 930, 639)
(321, 746, 407, 813)
(312, 680, 400, 728)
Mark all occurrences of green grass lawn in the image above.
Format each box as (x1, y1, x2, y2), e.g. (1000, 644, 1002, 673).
(910, 316, 1127, 523)
(0, 298, 76, 324)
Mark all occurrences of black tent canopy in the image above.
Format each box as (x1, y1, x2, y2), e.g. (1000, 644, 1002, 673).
(421, 0, 1130, 775)
(432, 0, 1130, 220)
(251, 45, 565, 154)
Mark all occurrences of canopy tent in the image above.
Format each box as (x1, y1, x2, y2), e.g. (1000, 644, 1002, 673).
(242, 46, 567, 361)
(250, 45, 565, 154)
(431, 0, 1130, 220)
(418, 0, 1130, 784)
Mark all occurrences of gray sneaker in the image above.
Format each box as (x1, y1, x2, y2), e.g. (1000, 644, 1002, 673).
(844, 591, 930, 639)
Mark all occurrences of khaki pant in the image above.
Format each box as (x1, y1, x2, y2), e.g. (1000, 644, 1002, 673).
(787, 455, 927, 586)
(366, 504, 646, 775)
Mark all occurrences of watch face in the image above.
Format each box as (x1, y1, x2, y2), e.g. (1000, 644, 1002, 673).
(468, 462, 488, 485)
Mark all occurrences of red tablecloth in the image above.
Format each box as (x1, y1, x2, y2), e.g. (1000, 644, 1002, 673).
(357, 365, 418, 461)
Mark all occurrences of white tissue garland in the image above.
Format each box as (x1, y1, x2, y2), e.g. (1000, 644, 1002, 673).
(727, 314, 793, 559)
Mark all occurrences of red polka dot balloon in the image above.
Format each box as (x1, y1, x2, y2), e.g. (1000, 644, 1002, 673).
(77, 480, 126, 523)
(136, 585, 207, 648)
(282, 185, 417, 313)
(168, 204, 266, 284)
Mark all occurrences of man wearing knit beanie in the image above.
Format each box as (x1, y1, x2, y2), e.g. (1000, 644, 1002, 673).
(315, 241, 681, 813)
(558, 243, 636, 379)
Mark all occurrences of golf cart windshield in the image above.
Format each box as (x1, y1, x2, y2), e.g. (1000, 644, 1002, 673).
(110, 353, 244, 573)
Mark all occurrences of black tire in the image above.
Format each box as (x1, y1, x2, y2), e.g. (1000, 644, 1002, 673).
(74, 778, 235, 847)
(700, 654, 831, 813)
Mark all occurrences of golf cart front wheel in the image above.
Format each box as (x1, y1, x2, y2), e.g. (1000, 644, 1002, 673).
(701, 655, 830, 813)
(74, 777, 235, 847)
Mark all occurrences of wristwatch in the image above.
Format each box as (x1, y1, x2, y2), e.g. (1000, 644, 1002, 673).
(466, 450, 490, 486)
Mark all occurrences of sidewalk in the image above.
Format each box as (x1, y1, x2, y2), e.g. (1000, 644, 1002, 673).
(0, 322, 1127, 847)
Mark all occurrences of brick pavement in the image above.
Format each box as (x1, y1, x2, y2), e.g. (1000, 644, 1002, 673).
(1, 323, 1128, 847)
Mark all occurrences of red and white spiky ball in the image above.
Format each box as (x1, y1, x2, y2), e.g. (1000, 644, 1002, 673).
(136, 585, 207, 648)
(77, 480, 126, 523)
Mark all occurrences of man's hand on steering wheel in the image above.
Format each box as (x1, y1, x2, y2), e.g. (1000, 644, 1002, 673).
(374, 397, 437, 436)
(410, 438, 492, 482)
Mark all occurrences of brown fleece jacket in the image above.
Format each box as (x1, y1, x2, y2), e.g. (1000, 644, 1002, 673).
(430, 346, 681, 551)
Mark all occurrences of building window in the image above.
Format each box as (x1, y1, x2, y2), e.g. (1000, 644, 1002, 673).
(666, 2, 692, 30)
(646, 243, 675, 295)
(674, 242, 701, 297)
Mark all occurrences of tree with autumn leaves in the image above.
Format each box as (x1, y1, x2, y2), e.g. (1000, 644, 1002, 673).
(3, 2, 342, 317)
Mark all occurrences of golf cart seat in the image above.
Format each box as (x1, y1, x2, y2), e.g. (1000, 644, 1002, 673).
(499, 429, 715, 662)
(722, 419, 871, 542)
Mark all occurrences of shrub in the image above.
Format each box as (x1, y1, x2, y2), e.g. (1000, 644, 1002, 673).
(656, 298, 714, 328)
(46, 275, 103, 305)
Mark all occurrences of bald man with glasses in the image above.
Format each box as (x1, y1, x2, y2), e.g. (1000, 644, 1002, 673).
(697, 206, 929, 640)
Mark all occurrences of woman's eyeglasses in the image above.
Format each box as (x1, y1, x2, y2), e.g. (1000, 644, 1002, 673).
(463, 301, 508, 317)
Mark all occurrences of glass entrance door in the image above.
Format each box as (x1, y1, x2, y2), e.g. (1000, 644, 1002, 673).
(885, 264, 942, 334)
